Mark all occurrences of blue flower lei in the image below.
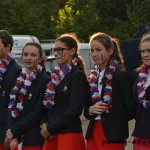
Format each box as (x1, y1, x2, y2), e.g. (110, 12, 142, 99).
(137, 64, 150, 110)
(8, 65, 43, 118)
(43, 58, 78, 109)
(88, 60, 117, 110)
(0, 53, 14, 89)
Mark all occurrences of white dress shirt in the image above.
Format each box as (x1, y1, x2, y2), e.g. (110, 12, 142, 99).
(95, 69, 105, 120)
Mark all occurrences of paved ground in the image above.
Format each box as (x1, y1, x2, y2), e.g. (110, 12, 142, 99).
(81, 115, 135, 150)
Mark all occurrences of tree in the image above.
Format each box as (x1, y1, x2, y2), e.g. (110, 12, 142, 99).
(0, 0, 149, 41)
(50, 0, 100, 41)
(126, 0, 150, 38)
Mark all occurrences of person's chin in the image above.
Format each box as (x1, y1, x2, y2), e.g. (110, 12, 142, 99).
(0, 54, 6, 59)
(56, 59, 62, 64)
(25, 64, 33, 68)
(145, 63, 150, 66)
(143, 60, 150, 66)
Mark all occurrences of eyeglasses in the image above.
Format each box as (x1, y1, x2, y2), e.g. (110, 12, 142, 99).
(51, 47, 70, 54)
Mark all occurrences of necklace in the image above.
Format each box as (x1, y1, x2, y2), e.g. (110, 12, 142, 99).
(0, 54, 14, 89)
(89, 60, 117, 110)
(8, 65, 43, 118)
(137, 64, 150, 110)
(43, 58, 78, 109)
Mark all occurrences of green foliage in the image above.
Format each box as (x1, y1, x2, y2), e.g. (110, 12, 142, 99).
(50, 0, 101, 41)
(126, 0, 150, 37)
(0, 0, 149, 41)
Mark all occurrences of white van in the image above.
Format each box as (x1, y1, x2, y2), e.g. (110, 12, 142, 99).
(12, 35, 40, 66)
(42, 42, 94, 75)
(12, 35, 40, 57)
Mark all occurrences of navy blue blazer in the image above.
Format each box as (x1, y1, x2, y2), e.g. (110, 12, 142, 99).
(84, 68, 136, 141)
(132, 70, 150, 138)
(47, 67, 90, 135)
(8, 72, 49, 146)
(0, 60, 21, 142)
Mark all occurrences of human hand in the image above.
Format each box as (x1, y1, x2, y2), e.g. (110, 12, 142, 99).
(89, 101, 108, 115)
(4, 137, 11, 149)
(40, 123, 50, 139)
(48, 134, 55, 140)
(6, 129, 14, 141)
(10, 138, 18, 150)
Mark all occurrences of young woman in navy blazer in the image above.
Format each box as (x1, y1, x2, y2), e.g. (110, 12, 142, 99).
(132, 33, 150, 150)
(4, 43, 49, 150)
(84, 32, 136, 150)
(40, 33, 89, 150)
(0, 30, 21, 150)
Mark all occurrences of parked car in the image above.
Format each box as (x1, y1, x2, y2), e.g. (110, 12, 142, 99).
(12, 35, 40, 57)
(41, 42, 94, 75)
(11, 35, 40, 68)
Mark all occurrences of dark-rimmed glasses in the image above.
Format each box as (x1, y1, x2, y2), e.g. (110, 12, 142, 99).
(51, 47, 70, 54)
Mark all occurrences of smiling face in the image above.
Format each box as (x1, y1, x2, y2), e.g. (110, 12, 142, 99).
(53, 41, 75, 66)
(22, 45, 42, 73)
(90, 40, 113, 70)
(141, 41, 150, 66)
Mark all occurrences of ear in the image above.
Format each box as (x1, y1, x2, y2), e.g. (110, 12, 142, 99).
(70, 47, 76, 56)
(6, 44, 11, 53)
(108, 48, 114, 56)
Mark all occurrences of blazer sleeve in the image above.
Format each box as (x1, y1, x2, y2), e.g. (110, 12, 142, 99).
(116, 71, 137, 120)
(83, 86, 96, 120)
(47, 71, 89, 134)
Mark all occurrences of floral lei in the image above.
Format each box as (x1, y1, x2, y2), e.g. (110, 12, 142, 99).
(43, 58, 78, 109)
(88, 60, 117, 110)
(0, 54, 14, 89)
(8, 65, 43, 118)
(137, 64, 150, 110)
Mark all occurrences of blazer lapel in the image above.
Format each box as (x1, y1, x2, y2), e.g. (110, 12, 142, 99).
(55, 72, 72, 93)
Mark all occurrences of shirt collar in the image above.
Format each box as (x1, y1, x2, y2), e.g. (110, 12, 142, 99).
(98, 69, 105, 78)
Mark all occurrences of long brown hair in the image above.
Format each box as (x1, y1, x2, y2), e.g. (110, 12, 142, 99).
(89, 32, 125, 69)
(55, 33, 86, 73)
(111, 38, 125, 69)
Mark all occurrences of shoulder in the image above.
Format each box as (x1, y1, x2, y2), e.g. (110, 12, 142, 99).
(70, 68, 89, 89)
(40, 72, 50, 81)
(35, 72, 50, 88)
(114, 69, 131, 80)
(71, 68, 88, 83)
(131, 68, 139, 79)
(72, 67, 86, 77)
(7, 60, 22, 77)
(112, 69, 134, 86)
(10, 60, 22, 70)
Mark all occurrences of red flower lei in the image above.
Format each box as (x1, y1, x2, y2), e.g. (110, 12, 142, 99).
(137, 64, 150, 110)
(43, 58, 79, 109)
(88, 60, 117, 110)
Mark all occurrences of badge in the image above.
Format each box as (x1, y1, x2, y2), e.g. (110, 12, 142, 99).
(63, 86, 68, 92)
(2, 90, 5, 96)
(28, 93, 32, 99)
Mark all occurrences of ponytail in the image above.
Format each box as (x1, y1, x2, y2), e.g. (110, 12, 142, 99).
(111, 38, 125, 70)
(72, 52, 86, 74)
(56, 33, 86, 74)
